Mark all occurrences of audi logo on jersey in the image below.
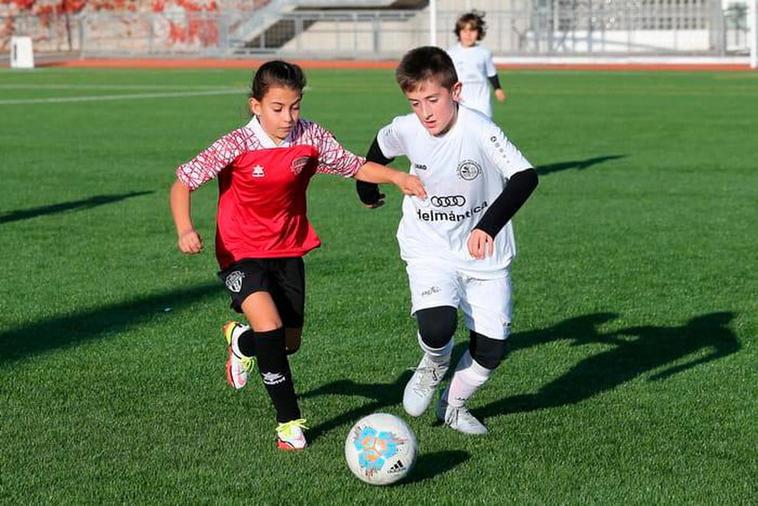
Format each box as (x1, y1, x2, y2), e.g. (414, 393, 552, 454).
(430, 195, 466, 207)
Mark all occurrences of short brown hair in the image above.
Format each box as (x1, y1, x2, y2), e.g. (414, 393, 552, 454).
(395, 46, 458, 93)
(454, 11, 487, 40)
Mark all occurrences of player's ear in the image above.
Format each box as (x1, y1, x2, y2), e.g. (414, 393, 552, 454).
(451, 82, 462, 102)
(248, 97, 262, 116)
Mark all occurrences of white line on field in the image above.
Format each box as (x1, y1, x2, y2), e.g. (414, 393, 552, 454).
(0, 89, 244, 105)
(0, 84, 244, 90)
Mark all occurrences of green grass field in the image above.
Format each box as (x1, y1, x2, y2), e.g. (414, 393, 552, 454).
(1, 67, 756, 504)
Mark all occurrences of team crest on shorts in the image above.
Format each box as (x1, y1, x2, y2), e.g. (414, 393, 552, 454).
(456, 160, 482, 181)
(291, 156, 311, 175)
(225, 271, 245, 293)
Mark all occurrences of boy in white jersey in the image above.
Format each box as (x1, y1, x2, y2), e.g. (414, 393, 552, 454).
(447, 11, 505, 118)
(356, 47, 538, 435)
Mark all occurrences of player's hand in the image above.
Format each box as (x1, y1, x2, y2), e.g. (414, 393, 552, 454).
(396, 173, 426, 200)
(495, 89, 506, 102)
(178, 229, 203, 254)
(356, 180, 386, 209)
(467, 229, 494, 260)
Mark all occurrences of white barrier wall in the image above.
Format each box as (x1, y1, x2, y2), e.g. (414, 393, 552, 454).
(10, 36, 34, 68)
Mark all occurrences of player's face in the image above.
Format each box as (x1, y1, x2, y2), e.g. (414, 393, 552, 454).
(249, 86, 302, 144)
(405, 79, 462, 137)
(459, 25, 479, 47)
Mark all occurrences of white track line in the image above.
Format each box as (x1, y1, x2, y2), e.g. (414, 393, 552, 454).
(0, 89, 243, 105)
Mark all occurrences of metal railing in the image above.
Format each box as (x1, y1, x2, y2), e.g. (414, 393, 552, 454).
(1, 2, 751, 58)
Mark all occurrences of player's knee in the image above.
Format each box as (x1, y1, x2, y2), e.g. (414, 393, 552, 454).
(469, 331, 509, 370)
(285, 328, 302, 355)
(416, 306, 457, 349)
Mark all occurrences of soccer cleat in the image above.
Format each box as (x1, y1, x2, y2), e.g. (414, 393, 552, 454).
(436, 392, 488, 435)
(403, 353, 449, 417)
(276, 419, 308, 451)
(223, 321, 254, 390)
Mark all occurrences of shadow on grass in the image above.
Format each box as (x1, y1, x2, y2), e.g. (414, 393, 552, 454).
(537, 155, 626, 176)
(478, 311, 740, 420)
(402, 450, 470, 485)
(299, 370, 412, 444)
(0, 283, 221, 365)
(0, 191, 153, 225)
(303, 312, 740, 435)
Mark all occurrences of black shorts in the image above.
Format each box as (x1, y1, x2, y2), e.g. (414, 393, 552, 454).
(218, 257, 305, 328)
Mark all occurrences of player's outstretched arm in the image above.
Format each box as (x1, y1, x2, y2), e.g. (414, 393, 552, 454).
(355, 137, 397, 208)
(468, 168, 538, 259)
(354, 162, 426, 200)
(170, 179, 203, 255)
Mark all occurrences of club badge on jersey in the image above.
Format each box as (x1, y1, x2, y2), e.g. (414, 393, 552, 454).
(456, 160, 482, 181)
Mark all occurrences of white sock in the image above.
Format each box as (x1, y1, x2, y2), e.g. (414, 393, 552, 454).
(418, 332, 453, 366)
(444, 350, 492, 408)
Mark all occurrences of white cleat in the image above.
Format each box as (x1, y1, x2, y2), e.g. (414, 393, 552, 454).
(403, 354, 449, 417)
(223, 321, 254, 390)
(436, 394, 488, 435)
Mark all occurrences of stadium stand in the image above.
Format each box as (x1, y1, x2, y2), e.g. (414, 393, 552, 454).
(0, 0, 753, 60)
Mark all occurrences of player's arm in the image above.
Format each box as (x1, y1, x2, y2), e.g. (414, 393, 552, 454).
(355, 136, 396, 208)
(468, 168, 538, 259)
(485, 50, 506, 102)
(170, 179, 203, 254)
(488, 74, 506, 102)
(354, 158, 426, 201)
(169, 130, 243, 255)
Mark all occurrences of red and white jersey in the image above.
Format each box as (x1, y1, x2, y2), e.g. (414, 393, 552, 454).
(177, 116, 365, 269)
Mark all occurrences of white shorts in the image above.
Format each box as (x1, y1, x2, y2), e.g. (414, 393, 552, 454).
(406, 261, 513, 340)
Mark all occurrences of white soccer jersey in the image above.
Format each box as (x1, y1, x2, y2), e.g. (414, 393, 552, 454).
(377, 105, 533, 279)
(447, 43, 497, 118)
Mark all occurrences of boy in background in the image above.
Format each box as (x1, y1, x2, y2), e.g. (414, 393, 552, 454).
(447, 10, 505, 118)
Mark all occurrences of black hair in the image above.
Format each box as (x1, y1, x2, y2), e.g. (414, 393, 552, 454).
(250, 60, 306, 100)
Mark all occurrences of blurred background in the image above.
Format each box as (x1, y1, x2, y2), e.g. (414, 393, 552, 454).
(1, 0, 755, 63)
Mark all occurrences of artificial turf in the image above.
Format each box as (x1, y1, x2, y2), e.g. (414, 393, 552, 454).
(0, 67, 755, 503)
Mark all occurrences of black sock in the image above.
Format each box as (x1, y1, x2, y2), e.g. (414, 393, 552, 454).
(237, 328, 256, 357)
(254, 327, 301, 423)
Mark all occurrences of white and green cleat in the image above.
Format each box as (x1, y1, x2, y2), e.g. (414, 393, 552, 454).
(223, 321, 254, 390)
(276, 419, 308, 451)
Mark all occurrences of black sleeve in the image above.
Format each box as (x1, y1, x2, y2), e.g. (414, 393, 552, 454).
(356, 136, 394, 206)
(487, 74, 502, 90)
(474, 168, 538, 238)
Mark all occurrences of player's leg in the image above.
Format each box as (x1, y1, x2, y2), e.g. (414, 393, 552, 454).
(270, 257, 306, 356)
(240, 290, 306, 450)
(219, 260, 267, 390)
(403, 261, 460, 416)
(255, 257, 308, 450)
(403, 306, 456, 416)
(285, 328, 302, 355)
(437, 271, 512, 435)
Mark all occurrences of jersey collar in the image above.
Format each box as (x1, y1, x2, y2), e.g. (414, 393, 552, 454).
(246, 116, 295, 148)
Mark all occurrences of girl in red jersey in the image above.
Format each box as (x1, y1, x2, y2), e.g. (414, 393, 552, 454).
(170, 60, 425, 450)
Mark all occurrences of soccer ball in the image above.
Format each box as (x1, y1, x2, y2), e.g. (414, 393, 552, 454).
(344, 413, 418, 485)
